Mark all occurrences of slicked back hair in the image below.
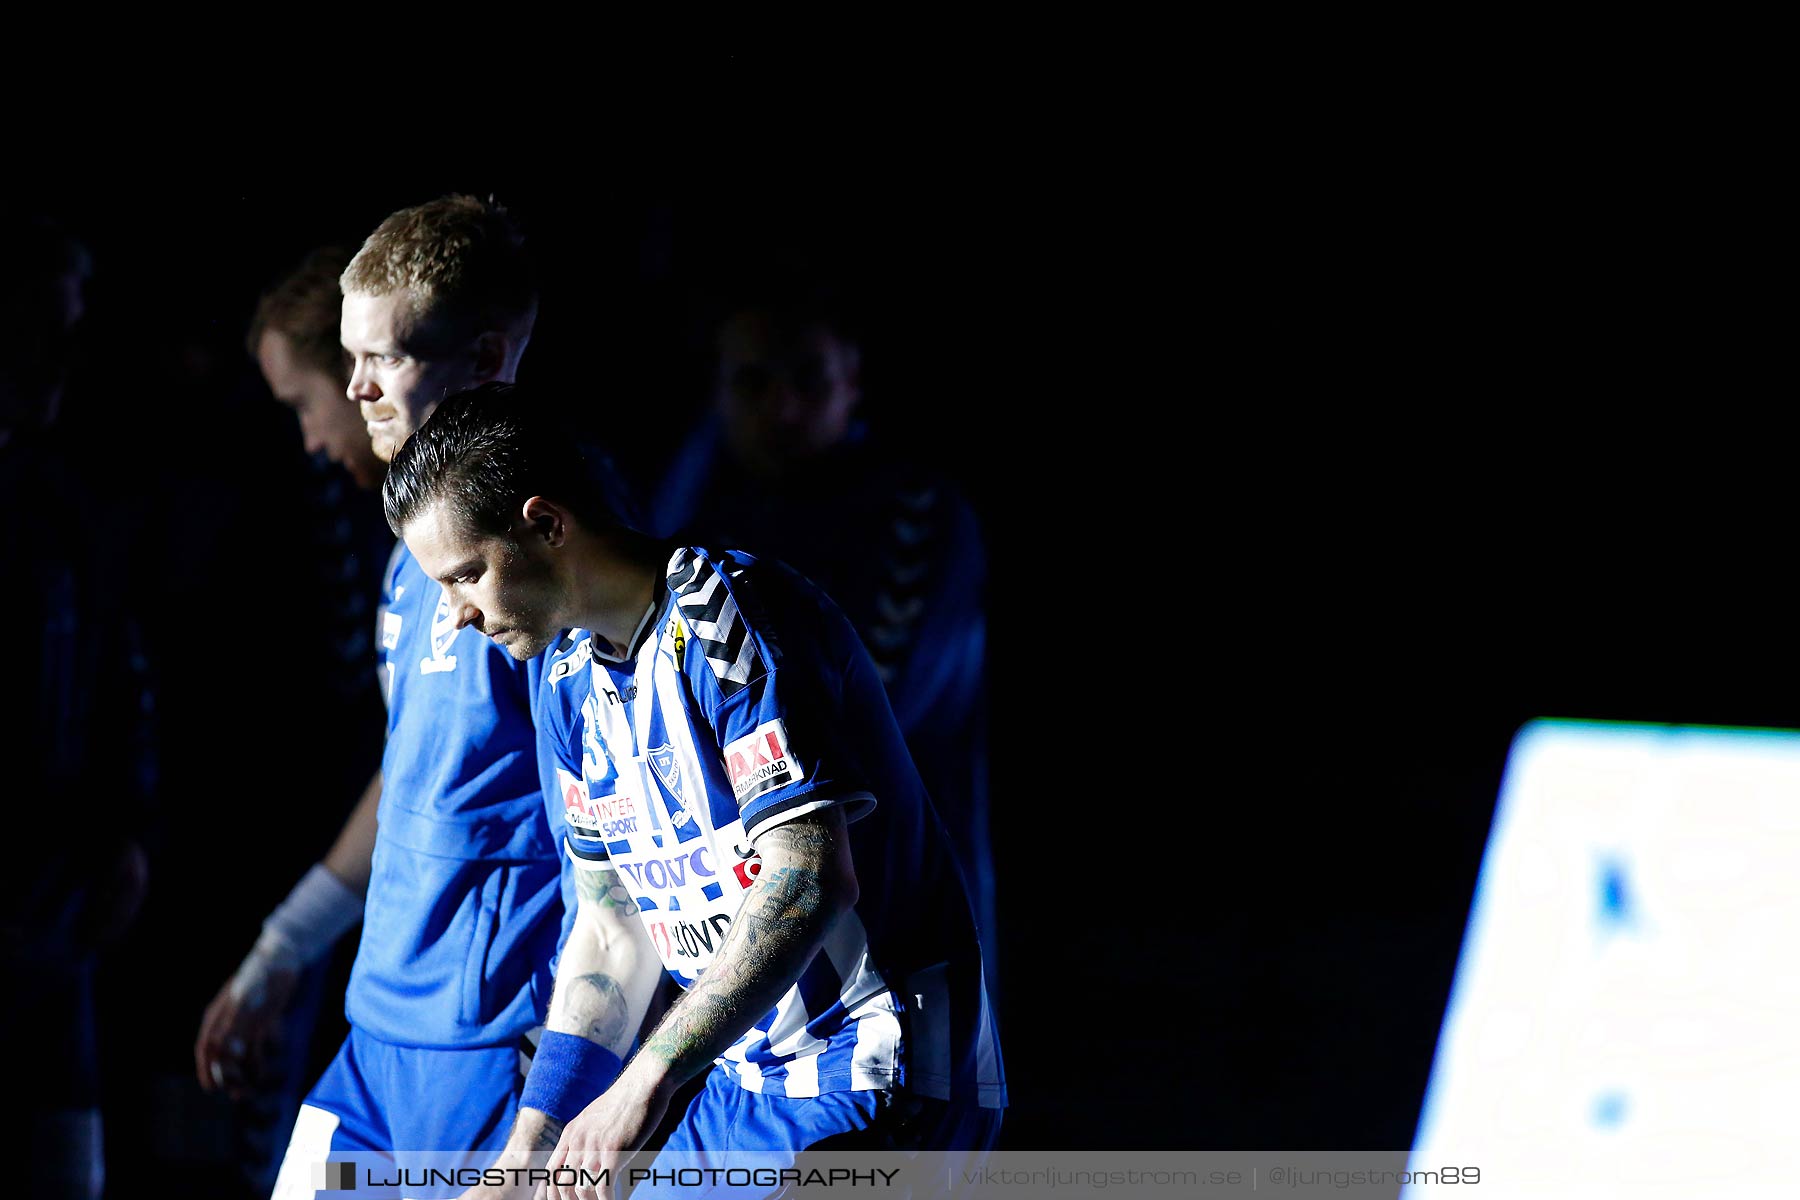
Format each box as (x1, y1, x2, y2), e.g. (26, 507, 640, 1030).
(382, 382, 619, 541)
(341, 194, 537, 352)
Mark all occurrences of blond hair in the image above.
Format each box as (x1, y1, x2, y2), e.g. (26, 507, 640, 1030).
(341, 194, 537, 349)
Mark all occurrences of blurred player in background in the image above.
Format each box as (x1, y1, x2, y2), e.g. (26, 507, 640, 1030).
(248, 245, 385, 490)
(649, 289, 999, 1000)
(192, 244, 393, 1193)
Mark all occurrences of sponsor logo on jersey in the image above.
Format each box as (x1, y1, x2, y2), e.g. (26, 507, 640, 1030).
(612, 816, 763, 973)
(420, 590, 458, 674)
(381, 610, 403, 651)
(558, 766, 640, 837)
(549, 638, 593, 686)
(724, 720, 798, 805)
(557, 767, 594, 830)
(615, 843, 723, 891)
(669, 616, 686, 660)
(600, 682, 638, 705)
(732, 840, 763, 890)
(647, 912, 735, 967)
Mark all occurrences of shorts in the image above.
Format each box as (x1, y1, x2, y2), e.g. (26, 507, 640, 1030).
(634, 1067, 1002, 1198)
(269, 1026, 526, 1199)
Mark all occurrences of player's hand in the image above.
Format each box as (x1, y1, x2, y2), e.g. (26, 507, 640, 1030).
(194, 949, 300, 1099)
(456, 1143, 548, 1200)
(546, 1071, 672, 1200)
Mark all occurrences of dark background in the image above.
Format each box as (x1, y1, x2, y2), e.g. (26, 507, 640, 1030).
(11, 127, 1785, 1182)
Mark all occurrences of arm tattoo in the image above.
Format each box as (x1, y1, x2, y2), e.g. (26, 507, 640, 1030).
(572, 973, 629, 1046)
(637, 816, 843, 1077)
(723, 865, 823, 980)
(575, 865, 639, 914)
(548, 969, 635, 1050)
(545, 866, 655, 1050)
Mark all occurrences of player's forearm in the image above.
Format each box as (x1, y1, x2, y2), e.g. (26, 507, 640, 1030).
(497, 1105, 566, 1157)
(251, 774, 376, 971)
(625, 815, 857, 1097)
(321, 770, 382, 897)
(544, 867, 663, 1056)
(503, 865, 662, 1151)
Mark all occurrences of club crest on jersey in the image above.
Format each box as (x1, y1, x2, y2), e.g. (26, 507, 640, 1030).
(646, 742, 695, 826)
(420, 590, 459, 674)
(723, 720, 799, 804)
(668, 616, 686, 660)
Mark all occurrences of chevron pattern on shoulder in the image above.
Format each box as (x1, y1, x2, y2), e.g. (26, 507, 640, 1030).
(666, 548, 760, 697)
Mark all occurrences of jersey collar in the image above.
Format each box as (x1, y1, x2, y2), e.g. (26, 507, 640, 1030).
(588, 593, 665, 665)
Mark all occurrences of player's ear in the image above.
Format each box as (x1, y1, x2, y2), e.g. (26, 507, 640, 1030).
(521, 495, 566, 547)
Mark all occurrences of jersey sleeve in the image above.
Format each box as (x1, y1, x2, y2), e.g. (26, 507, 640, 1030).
(695, 618, 880, 843)
(709, 672, 875, 842)
(668, 547, 880, 842)
(536, 636, 612, 869)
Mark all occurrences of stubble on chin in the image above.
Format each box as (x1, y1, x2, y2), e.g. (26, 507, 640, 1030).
(509, 637, 544, 661)
(503, 628, 557, 661)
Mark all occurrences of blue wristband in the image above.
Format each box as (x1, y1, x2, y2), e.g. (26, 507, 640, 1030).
(519, 1031, 626, 1123)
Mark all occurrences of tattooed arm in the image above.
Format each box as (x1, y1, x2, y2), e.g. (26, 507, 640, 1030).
(549, 863, 661, 1054)
(635, 808, 858, 1080)
(464, 861, 662, 1198)
(543, 806, 860, 1190)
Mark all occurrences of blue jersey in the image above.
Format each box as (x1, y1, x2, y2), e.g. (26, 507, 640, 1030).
(346, 544, 563, 1048)
(538, 546, 1004, 1105)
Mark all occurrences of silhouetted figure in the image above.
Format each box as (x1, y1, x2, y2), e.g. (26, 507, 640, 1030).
(2, 214, 156, 1200)
(191, 246, 393, 1195)
(650, 293, 999, 999)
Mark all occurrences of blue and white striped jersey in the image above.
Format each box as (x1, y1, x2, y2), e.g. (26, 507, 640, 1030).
(537, 546, 1005, 1105)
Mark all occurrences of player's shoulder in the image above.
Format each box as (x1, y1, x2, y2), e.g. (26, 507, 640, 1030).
(665, 544, 834, 612)
(545, 630, 595, 691)
(661, 545, 858, 703)
(665, 543, 742, 586)
(534, 630, 593, 732)
(661, 545, 794, 702)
